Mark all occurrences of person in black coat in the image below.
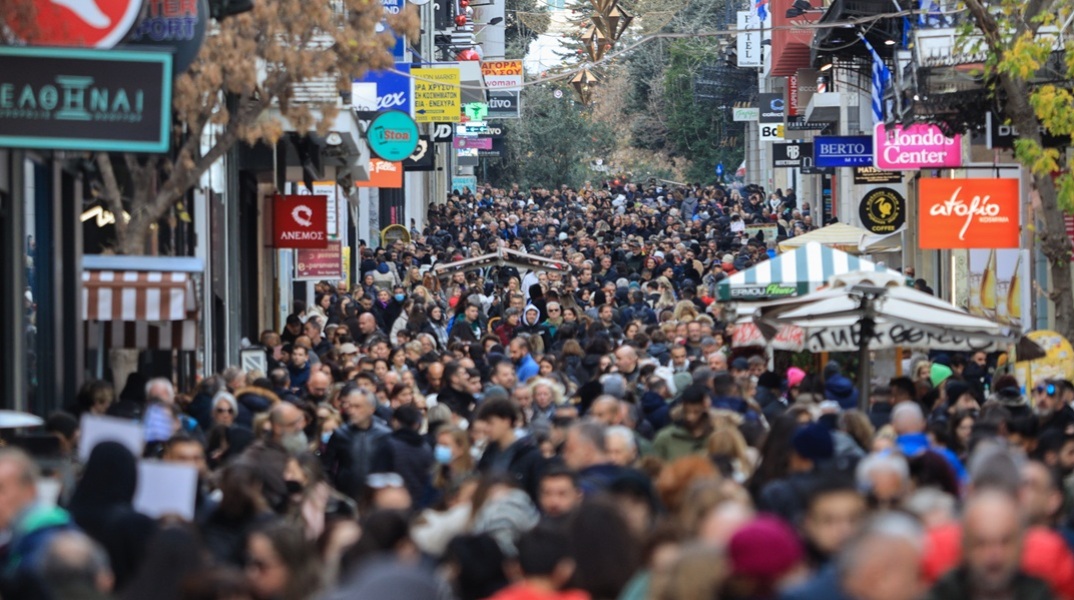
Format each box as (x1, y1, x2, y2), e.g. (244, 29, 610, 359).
(371, 405, 435, 508)
(66, 442, 158, 592)
(474, 398, 548, 501)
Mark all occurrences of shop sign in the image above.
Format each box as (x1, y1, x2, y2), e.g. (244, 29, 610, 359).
(402, 136, 434, 171)
(733, 106, 759, 122)
(918, 178, 1020, 249)
(480, 60, 523, 89)
(453, 137, 492, 150)
(0, 46, 172, 153)
(736, 11, 762, 67)
(352, 63, 412, 116)
(354, 159, 403, 188)
(295, 241, 343, 280)
(853, 166, 902, 184)
(758, 93, 784, 123)
(487, 91, 521, 119)
(274, 195, 328, 249)
(772, 142, 812, 167)
(874, 123, 961, 171)
(7, 0, 143, 48)
(127, 0, 208, 74)
(366, 110, 419, 161)
(730, 283, 798, 299)
(813, 135, 873, 167)
(858, 187, 906, 234)
(985, 111, 1066, 149)
(413, 67, 461, 123)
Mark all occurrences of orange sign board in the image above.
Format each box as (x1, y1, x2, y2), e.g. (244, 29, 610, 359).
(918, 178, 1020, 249)
(354, 159, 403, 188)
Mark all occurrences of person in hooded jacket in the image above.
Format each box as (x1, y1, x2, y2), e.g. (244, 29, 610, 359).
(370, 405, 435, 508)
(823, 361, 860, 410)
(516, 305, 544, 339)
(66, 441, 158, 592)
(476, 398, 548, 501)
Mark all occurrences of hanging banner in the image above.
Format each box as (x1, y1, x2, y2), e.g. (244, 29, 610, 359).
(874, 123, 962, 171)
(274, 195, 328, 249)
(736, 11, 762, 67)
(918, 178, 1020, 249)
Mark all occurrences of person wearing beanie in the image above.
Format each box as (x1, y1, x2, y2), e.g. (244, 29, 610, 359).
(823, 362, 860, 411)
(758, 424, 834, 523)
(930, 363, 953, 388)
(726, 515, 806, 598)
(756, 371, 788, 420)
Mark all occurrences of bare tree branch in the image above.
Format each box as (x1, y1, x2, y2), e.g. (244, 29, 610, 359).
(95, 153, 128, 249)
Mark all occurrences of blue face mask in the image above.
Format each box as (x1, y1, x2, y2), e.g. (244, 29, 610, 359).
(434, 444, 453, 465)
(394, 294, 406, 302)
(321, 431, 333, 445)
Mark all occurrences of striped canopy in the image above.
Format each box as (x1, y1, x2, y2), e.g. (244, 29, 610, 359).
(717, 242, 885, 301)
(776, 222, 875, 254)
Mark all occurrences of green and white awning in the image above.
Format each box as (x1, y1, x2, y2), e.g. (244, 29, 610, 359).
(717, 242, 885, 301)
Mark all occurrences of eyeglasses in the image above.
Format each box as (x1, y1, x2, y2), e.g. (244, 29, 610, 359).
(548, 308, 560, 313)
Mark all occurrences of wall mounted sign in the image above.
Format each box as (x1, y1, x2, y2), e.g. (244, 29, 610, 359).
(486, 90, 521, 119)
(352, 63, 413, 117)
(873, 123, 962, 171)
(126, 0, 208, 74)
(7, 0, 143, 48)
(858, 187, 906, 234)
(354, 159, 404, 188)
(813, 135, 873, 167)
(918, 178, 1019, 249)
(366, 110, 419, 161)
(0, 46, 172, 153)
(772, 142, 812, 168)
(402, 136, 434, 171)
(413, 66, 461, 123)
(274, 194, 328, 249)
(295, 240, 343, 280)
(853, 166, 902, 184)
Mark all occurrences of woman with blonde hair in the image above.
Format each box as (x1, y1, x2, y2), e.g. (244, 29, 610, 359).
(672, 301, 698, 323)
(528, 377, 566, 424)
(707, 425, 754, 483)
(654, 277, 677, 311)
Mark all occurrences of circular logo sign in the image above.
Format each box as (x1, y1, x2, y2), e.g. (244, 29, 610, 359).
(367, 110, 420, 162)
(859, 187, 907, 234)
(8, 0, 144, 48)
(125, 0, 209, 74)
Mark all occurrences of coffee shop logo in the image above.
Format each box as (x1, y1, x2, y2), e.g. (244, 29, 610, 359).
(0, 76, 145, 122)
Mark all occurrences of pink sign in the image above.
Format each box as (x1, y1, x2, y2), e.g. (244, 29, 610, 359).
(873, 123, 962, 171)
(453, 137, 493, 150)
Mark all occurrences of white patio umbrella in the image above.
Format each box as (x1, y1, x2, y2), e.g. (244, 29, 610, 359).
(753, 270, 1021, 407)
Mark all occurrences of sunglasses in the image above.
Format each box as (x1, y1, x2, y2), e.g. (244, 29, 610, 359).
(1035, 384, 1057, 396)
(215, 407, 235, 414)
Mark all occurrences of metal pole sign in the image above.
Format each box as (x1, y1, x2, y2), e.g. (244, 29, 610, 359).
(0, 46, 172, 153)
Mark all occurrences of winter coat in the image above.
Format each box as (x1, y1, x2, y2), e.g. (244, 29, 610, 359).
(477, 435, 548, 500)
(652, 423, 708, 462)
(234, 386, 280, 428)
(925, 568, 1053, 600)
(323, 421, 391, 500)
(371, 428, 435, 508)
(640, 391, 671, 431)
(515, 353, 540, 384)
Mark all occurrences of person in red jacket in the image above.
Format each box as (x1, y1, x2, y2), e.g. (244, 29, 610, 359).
(487, 525, 590, 600)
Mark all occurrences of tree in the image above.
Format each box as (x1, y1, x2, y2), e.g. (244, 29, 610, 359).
(4, 0, 417, 255)
(960, 0, 1074, 340)
(484, 83, 615, 187)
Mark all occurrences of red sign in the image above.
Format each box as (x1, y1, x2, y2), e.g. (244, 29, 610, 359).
(8, 0, 144, 48)
(787, 75, 799, 117)
(295, 241, 344, 280)
(274, 194, 328, 249)
(918, 178, 1020, 249)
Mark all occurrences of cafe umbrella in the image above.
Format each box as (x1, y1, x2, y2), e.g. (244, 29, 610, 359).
(752, 270, 1026, 408)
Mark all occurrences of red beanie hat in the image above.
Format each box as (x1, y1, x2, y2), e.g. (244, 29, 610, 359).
(729, 515, 803, 579)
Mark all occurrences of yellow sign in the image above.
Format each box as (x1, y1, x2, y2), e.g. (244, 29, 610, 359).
(1014, 330, 1074, 392)
(413, 67, 461, 123)
(381, 224, 411, 247)
(342, 246, 351, 290)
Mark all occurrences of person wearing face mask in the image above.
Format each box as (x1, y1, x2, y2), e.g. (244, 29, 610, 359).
(432, 427, 475, 499)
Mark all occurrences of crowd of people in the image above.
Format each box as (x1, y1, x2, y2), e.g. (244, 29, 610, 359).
(3, 180, 1072, 600)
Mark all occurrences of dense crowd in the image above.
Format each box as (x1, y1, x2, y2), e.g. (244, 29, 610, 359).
(2, 181, 1071, 600)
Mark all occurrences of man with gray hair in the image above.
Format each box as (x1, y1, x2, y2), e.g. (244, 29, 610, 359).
(784, 512, 926, 600)
(39, 531, 114, 599)
(892, 402, 967, 482)
(563, 420, 633, 495)
(323, 386, 390, 500)
(0, 448, 75, 579)
(605, 425, 638, 467)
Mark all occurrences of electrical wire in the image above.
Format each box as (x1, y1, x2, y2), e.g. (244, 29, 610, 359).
(395, 6, 966, 90)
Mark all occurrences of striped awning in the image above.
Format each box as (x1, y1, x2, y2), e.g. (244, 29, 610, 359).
(82, 270, 198, 350)
(717, 242, 884, 301)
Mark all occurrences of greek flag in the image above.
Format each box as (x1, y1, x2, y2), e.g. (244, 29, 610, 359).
(861, 35, 891, 124)
(755, 0, 768, 21)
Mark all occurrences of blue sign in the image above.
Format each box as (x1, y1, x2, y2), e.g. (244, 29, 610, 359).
(715, 163, 724, 176)
(367, 110, 420, 161)
(814, 135, 874, 167)
(374, 19, 407, 60)
(354, 63, 412, 115)
(381, 0, 404, 14)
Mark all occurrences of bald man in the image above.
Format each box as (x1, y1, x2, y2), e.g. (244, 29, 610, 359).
(925, 490, 1050, 600)
(305, 370, 332, 404)
(892, 402, 966, 482)
(356, 313, 379, 346)
(614, 345, 640, 386)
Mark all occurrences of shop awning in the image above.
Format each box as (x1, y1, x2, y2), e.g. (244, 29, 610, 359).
(81, 255, 202, 351)
(776, 222, 875, 253)
(717, 242, 884, 301)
